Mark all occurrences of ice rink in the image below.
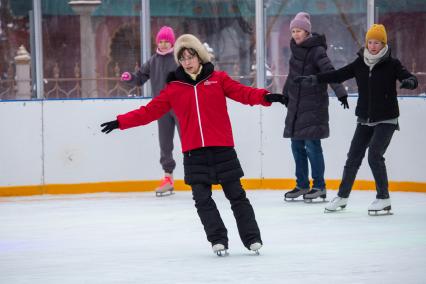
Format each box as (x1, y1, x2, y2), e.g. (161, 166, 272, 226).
(1, 189, 425, 284)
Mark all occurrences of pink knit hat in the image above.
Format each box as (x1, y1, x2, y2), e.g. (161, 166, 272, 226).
(156, 26, 176, 46)
(289, 12, 311, 33)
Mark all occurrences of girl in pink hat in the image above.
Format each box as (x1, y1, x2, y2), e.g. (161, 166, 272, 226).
(121, 26, 179, 197)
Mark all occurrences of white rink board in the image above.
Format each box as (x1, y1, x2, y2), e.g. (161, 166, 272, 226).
(0, 96, 426, 186)
(0, 101, 43, 186)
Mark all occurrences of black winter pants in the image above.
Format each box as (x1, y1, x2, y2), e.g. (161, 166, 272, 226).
(338, 123, 396, 199)
(191, 180, 262, 249)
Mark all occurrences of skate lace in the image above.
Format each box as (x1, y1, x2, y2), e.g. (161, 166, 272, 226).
(159, 176, 173, 187)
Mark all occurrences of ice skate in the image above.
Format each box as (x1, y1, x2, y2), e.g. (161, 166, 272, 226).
(284, 187, 309, 201)
(324, 196, 348, 212)
(303, 188, 327, 203)
(249, 242, 262, 255)
(368, 198, 393, 216)
(155, 174, 174, 197)
(212, 244, 228, 257)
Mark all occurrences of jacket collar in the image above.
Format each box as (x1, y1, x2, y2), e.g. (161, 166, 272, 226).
(290, 33, 327, 60)
(167, 62, 215, 85)
(357, 46, 391, 67)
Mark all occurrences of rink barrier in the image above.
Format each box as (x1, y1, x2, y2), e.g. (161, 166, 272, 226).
(0, 179, 425, 197)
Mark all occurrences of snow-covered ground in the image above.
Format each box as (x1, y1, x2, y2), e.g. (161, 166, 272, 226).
(1, 189, 425, 284)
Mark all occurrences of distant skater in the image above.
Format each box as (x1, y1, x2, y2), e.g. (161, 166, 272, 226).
(121, 26, 179, 197)
(280, 12, 348, 202)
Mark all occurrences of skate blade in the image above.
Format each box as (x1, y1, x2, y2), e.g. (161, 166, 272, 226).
(155, 190, 175, 197)
(368, 206, 392, 216)
(304, 197, 327, 204)
(215, 250, 229, 257)
(284, 197, 305, 202)
(251, 250, 260, 256)
(324, 205, 346, 213)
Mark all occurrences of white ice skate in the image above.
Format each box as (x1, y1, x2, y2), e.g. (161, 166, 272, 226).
(324, 196, 348, 212)
(284, 187, 309, 201)
(303, 188, 327, 203)
(212, 244, 228, 257)
(368, 198, 392, 216)
(249, 242, 262, 255)
(155, 174, 174, 197)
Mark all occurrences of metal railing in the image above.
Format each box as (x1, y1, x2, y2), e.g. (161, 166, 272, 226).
(1, 72, 425, 100)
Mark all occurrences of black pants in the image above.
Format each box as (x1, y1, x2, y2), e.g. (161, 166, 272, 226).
(191, 180, 262, 249)
(338, 123, 396, 199)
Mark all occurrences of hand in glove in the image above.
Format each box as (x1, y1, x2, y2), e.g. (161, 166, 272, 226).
(399, 77, 417, 90)
(293, 75, 318, 85)
(338, 96, 349, 109)
(265, 93, 289, 106)
(120, 72, 132, 81)
(101, 120, 119, 134)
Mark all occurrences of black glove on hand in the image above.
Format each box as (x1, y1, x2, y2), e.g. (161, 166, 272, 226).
(338, 96, 349, 109)
(101, 120, 119, 134)
(294, 75, 318, 85)
(265, 93, 289, 106)
(399, 77, 417, 90)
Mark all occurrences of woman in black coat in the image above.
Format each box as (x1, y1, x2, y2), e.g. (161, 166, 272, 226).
(281, 12, 348, 202)
(296, 24, 418, 214)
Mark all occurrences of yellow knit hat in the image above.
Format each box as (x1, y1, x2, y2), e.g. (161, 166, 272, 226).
(365, 24, 387, 46)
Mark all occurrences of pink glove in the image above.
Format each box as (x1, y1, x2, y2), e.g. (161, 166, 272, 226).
(120, 72, 132, 81)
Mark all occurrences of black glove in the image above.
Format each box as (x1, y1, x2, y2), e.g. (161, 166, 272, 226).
(100, 120, 119, 134)
(338, 96, 349, 109)
(265, 93, 289, 106)
(294, 75, 318, 85)
(399, 77, 417, 90)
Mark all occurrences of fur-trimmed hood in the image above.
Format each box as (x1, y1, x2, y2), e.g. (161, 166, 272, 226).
(174, 34, 211, 64)
(166, 62, 215, 85)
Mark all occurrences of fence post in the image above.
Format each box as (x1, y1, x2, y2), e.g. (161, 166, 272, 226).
(14, 45, 31, 99)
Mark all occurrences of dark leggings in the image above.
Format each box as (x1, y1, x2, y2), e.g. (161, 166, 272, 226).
(338, 123, 396, 199)
(191, 180, 262, 249)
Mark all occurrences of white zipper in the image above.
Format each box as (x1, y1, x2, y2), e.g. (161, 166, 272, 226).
(193, 85, 205, 147)
(172, 75, 213, 147)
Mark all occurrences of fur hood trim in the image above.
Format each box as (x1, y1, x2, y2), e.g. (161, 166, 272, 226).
(174, 34, 211, 64)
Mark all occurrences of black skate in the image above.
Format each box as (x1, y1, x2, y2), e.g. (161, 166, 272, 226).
(284, 187, 309, 201)
(303, 188, 327, 203)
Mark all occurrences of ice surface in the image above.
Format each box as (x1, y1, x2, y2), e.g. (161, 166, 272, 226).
(1, 190, 425, 284)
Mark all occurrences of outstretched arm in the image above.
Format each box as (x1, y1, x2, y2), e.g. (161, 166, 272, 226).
(100, 89, 171, 134)
(316, 60, 356, 84)
(121, 59, 151, 86)
(221, 72, 271, 106)
(295, 60, 357, 86)
(314, 47, 348, 98)
(117, 91, 171, 130)
(395, 59, 418, 90)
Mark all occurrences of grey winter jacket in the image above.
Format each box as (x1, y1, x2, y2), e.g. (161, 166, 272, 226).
(133, 52, 177, 98)
(282, 33, 347, 139)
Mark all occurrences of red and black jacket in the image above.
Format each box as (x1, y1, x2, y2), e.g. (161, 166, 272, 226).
(117, 63, 271, 152)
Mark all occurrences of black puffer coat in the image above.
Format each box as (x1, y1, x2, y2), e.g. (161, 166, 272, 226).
(282, 33, 347, 139)
(183, 147, 244, 185)
(317, 47, 418, 122)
